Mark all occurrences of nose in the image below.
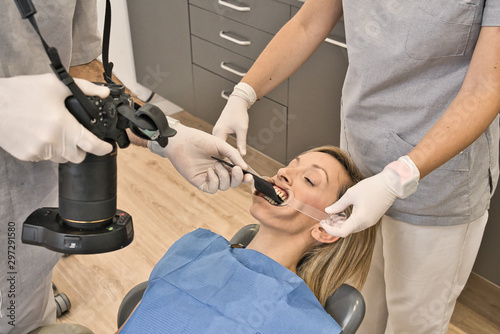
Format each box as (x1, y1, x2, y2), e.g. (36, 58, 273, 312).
(277, 166, 294, 185)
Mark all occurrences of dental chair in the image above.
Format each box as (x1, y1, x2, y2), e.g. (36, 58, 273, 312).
(117, 224, 366, 333)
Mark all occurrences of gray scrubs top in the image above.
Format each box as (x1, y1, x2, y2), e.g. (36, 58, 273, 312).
(341, 0, 500, 226)
(0, 0, 101, 322)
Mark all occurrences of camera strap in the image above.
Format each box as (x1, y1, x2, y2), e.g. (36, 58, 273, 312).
(102, 0, 115, 84)
(14, 0, 102, 121)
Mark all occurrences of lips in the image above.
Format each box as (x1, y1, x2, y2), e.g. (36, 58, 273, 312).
(254, 180, 289, 206)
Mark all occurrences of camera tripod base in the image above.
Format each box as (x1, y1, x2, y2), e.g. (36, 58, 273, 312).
(22, 208, 134, 254)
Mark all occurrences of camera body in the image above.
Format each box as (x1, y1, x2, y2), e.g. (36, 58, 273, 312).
(22, 83, 175, 254)
(65, 83, 133, 149)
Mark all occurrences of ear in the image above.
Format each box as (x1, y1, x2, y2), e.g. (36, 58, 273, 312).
(311, 224, 340, 244)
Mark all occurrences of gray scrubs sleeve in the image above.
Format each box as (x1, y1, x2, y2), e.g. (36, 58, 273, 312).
(482, 0, 500, 26)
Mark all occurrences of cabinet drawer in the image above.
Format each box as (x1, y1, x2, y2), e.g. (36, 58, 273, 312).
(192, 65, 287, 163)
(190, 5, 274, 60)
(191, 36, 288, 106)
(128, 0, 194, 112)
(189, 0, 290, 35)
(287, 25, 347, 162)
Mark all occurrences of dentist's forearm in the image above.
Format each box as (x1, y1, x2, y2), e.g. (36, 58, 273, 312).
(241, 0, 343, 99)
(409, 27, 500, 178)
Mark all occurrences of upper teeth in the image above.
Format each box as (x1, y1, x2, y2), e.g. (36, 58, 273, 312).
(274, 186, 288, 202)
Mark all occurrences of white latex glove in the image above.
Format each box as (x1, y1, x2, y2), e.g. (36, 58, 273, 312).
(148, 122, 252, 194)
(321, 156, 420, 237)
(212, 82, 257, 155)
(0, 73, 112, 163)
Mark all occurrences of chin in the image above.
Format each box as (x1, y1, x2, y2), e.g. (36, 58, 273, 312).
(249, 201, 267, 222)
(249, 199, 297, 228)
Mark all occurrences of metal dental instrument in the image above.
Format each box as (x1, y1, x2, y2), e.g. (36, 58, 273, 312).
(210, 156, 284, 204)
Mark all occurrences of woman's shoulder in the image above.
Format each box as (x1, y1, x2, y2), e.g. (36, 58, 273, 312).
(149, 228, 228, 280)
(177, 228, 228, 248)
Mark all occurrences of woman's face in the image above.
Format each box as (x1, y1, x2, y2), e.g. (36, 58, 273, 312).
(250, 151, 349, 232)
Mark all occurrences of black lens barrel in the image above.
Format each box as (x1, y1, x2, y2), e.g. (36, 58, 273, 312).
(59, 143, 117, 228)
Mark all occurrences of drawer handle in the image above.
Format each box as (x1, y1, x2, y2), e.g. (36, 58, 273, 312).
(220, 62, 247, 77)
(221, 90, 231, 100)
(219, 31, 251, 46)
(325, 37, 347, 49)
(218, 0, 250, 12)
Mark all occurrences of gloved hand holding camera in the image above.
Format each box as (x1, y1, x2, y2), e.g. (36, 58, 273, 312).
(0, 73, 113, 163)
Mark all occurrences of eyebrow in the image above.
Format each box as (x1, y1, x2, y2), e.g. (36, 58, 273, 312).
(295, 157, 329, 184)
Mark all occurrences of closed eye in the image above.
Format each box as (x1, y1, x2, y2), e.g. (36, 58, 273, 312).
(305, 177, 315, 186)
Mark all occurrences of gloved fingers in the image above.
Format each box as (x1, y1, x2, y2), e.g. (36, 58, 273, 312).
(215, 139, 248, 170)
(75, 125, 113, 157)
(60, 145, 86, 164)
(49, 144, 70, 163)
(61, 136, 87, 163)
(230, 166, 244, 188)
(29, 132, 81, 163)
(212, 126, 229, 142)
(73, 78, 110, 99)
(214, 162, 231, 191)
(51, 156, 69, 164)
(201, 167, 219, 194)
(320, 219, 352, 238)
(235, 133, 247, 156)
(325, 190, 352, 215)
(242, 173, 253, 184)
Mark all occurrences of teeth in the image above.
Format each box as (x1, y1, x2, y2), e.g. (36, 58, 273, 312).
(258, 185, 288, 205)
(273, 186, 288, 202)
(264, 195, 278, 205)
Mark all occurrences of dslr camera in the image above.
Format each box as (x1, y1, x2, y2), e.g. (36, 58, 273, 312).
(16, 0, 176, 254)
(22, 84, 176, 254)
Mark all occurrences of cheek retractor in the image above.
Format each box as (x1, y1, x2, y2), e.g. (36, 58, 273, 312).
(252, 179, 346, 224)
(278, 189, 347, 224)
(210, 156, 346, 224)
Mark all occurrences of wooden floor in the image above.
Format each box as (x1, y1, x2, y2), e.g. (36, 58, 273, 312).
(54, 63, 500, 333)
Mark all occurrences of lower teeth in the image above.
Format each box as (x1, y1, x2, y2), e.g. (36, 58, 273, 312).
(264, 196, 277, 205)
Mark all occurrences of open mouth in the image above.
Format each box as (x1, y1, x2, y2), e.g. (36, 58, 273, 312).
(253, 181, 289, 206)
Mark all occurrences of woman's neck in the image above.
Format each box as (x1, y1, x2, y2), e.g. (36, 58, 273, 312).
(245, 225, 314, 273)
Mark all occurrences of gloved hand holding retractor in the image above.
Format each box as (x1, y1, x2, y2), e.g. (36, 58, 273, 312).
(321, 155, 420, 237)
(149, 119, 252, 194)
(212, 82, 256, 156)
(0, 73, 113, 163)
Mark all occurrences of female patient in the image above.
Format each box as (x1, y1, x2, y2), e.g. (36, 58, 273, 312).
(119, 146, 378, 333)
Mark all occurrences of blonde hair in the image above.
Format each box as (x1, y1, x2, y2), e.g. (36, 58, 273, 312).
(295, 146, 379, 306)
